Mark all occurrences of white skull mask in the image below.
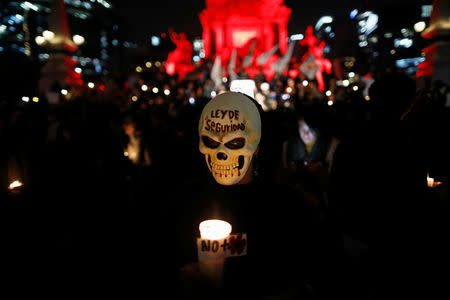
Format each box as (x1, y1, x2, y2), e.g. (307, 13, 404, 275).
(199, 92, 261, 185)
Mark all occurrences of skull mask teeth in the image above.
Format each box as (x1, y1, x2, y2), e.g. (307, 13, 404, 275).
(199, 92, 261, 185)
(208, 153, 241, 177)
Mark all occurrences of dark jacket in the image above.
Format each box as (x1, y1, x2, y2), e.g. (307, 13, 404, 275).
(157, 177, 348, 299)
(285, 133, 332, 165)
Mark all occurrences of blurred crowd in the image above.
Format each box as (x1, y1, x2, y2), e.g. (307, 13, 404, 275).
(1, 54, 449, 299)
(1, 59, 449, 272)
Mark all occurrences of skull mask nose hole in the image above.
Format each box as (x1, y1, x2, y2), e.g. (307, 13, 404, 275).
(217, 152, 228, 160)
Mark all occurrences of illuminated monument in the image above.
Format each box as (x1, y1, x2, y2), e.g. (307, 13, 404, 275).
(417, 0, 450, 86)
(38, 0, 81, 95)
(199, 0, 291, 77)
(298, 26, 332, 91)
(165, 28, 194, 81)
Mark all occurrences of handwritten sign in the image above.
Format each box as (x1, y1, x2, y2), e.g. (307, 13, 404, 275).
(203, 109, 246, 133)
(197, 233, 247, 262)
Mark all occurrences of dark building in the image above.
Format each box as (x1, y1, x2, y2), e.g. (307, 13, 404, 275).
(310, 0, 432, 81)
(0, 0, 130, 86)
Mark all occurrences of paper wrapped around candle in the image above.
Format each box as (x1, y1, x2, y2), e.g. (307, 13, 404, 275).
(197, 219, 232, 287)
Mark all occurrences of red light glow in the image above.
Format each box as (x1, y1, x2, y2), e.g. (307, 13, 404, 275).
(288, 69, 299, 78)
(232, 30, 257, 48)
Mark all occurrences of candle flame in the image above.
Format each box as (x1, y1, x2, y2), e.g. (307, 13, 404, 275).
(8, 180, 23, 190)
(199, 219, 232, 240)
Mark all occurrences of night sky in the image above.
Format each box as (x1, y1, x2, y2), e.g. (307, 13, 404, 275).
(113, 0, 429, 43)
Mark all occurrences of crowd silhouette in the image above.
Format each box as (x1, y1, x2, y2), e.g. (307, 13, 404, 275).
(1, 58, 449, 298)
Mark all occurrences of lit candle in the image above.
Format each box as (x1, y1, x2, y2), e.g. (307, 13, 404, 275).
(197, 219, 232, 286)
(8, 180, 23, 190)
(8, 180, 23, 194)
(199, 219, 232, 240)
(427, 176, 434, 188)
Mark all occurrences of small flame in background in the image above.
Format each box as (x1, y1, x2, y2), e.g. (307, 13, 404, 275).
(427, 172, 442, 188)
(199, 219, 232, 240)
(8, 180, 23, 190)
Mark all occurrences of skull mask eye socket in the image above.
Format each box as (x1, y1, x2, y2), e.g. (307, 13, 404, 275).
(225, 137, 245, 150)
(201, 135, 220, 149)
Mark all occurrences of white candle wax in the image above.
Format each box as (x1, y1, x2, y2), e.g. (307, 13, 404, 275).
(199, 219, 232, 240)
(198, 219, 232, 287)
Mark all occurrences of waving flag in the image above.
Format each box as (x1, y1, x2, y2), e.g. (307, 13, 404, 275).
(211, 55, 223, 89)
(300, 53, 319, 80)
(242, 38, 257, 67)
(272, 41, 296, 74)
(228, 49, 238, 81)
(256, 44, 279, 65)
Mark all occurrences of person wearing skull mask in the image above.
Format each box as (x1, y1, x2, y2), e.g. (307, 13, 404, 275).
(159, 91, 329, 299)
(198, 91, 262, 185)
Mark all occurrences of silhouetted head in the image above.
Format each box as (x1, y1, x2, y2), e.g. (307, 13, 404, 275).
(369, 71, 416, 120)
